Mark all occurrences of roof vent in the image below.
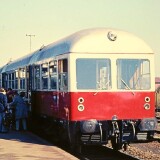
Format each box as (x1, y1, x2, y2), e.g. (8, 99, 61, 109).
(39, 45, 45, 51)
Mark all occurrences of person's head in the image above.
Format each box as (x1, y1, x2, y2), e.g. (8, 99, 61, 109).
(20, 91, 25, 97)
(10, 90, 18, 97)
(7, 90, 14, 97)
(7, 88, 12, 91)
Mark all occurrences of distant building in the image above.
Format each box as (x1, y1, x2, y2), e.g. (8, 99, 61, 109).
(155, 77, 160, 91)
(155, 77, 160, 110)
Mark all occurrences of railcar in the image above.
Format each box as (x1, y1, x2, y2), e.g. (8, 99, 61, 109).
(0, 28, 157, 150)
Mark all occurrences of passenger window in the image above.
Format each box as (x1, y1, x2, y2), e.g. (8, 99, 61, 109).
(15, 70, 18, 89)
(7, 72, 16, 89)
(8, 74, 12, 89)
(41, 63, 48, 89)
(19, 68, 26, 89)
(49, 60, 57, 90)
(35, 65, 40, 89)
(3, 74, 8, 89)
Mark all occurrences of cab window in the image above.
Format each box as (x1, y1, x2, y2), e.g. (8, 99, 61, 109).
(117, 59, 151, 90)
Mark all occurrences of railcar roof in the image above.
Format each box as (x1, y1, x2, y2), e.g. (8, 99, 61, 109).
(1, 28, 153, 73)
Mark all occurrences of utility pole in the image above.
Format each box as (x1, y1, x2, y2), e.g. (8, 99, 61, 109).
(26, 34, 35, 53)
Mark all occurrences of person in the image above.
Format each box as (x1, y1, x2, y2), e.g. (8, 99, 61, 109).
(6, 89, 16, 129)
(9, 91, 28, 131)
(0, 88, 8, 132)
(6, 88, 14, 103)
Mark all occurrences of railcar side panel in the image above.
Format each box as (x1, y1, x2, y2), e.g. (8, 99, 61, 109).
(31, 91, 60, 117)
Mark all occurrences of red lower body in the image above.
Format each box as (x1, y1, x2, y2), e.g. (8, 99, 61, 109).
(31, 91, 155, 121)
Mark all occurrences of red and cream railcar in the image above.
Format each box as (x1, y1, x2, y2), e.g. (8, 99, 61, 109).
(0, 28, 157, 150)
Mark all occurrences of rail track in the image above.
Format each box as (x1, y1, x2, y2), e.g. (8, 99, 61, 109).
(77, 145, 139, 160)
(30, 114, 160, 160)
(156, 114, 160, 134)
(31, 126, 139, 160)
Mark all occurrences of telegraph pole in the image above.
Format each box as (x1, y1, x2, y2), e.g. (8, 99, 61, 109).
(26, 34, 35, 53)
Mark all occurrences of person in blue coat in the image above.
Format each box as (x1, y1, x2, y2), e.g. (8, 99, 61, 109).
(0, 88, 8, 132)
(10, 91, 28, 131)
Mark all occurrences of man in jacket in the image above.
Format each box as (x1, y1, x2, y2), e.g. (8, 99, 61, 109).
(0, 88, 7, 132)
(9, 91, 28, 131)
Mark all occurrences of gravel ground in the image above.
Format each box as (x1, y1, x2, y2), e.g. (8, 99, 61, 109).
(106, 133, 160, 160)
(121, 116, 160, 160)
(121, 134, 160, 160)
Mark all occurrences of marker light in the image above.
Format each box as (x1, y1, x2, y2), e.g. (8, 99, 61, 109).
(78, 104, 84, 111)
(145, 97, 150, 103)
(78, 97, 84, 103)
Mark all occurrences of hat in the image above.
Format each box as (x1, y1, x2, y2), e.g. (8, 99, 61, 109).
(0, 88, 5, 92)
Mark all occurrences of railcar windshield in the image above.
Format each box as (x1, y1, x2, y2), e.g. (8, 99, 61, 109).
(117, 59, 151, 90)
(76, 59, 111, 90)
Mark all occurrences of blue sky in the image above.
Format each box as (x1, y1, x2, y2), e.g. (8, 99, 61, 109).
(0, 0, 160, 76)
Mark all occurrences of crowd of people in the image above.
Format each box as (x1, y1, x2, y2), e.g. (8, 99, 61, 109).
(0, 88, 28, 133)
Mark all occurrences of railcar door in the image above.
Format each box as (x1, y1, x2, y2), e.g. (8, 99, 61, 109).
(26, 65, 32, 112)
(49, 60, 59, 117)
(58, 58, 69, 120)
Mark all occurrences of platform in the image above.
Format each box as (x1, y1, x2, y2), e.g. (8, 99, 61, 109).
(0, 130, 79, 160)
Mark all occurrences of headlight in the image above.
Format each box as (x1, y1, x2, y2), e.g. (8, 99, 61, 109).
(144, 103, 150, 110)
(78, 104, 84, 111)
(80, 120, 98, 133)
(139, 118, 157, 131)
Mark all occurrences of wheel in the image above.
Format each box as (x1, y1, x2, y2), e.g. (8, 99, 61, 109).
(111, 135, 122, 151)
(69, 133, 83, 154)
(70, 143, 82, 153)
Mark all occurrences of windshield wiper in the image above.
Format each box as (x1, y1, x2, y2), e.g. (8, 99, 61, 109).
(121, 79, 135, 95)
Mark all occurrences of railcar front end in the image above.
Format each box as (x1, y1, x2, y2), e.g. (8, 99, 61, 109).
(68, 54, 157, 150)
